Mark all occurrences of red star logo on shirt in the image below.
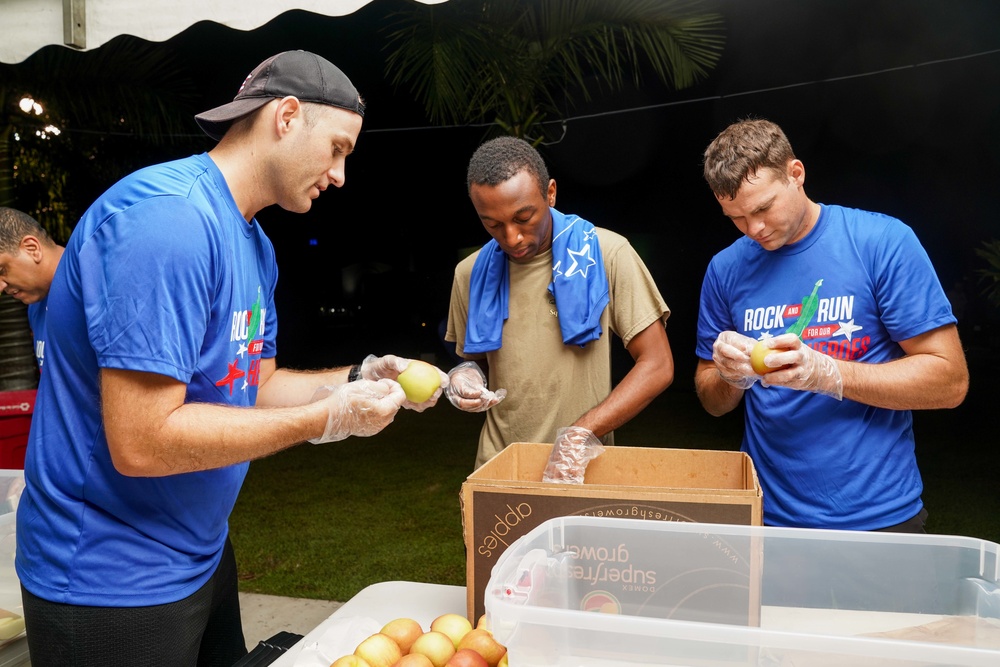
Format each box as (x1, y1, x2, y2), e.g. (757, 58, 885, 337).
(215, 358, 246, 396)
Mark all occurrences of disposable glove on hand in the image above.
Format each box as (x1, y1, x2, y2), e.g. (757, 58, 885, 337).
(445, 362, 506, 412)
(359, 353, 448, 412)
(542, 426, 606, 485)
(308, 379, 406, 444)
(712, 331, 759, 390)
(760, 333, 844, 400)
(359, 353, 408, 381)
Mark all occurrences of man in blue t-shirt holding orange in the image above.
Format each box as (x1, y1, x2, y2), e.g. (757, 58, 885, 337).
(15, 51, 447, 666)
(695, 118, 969, 533)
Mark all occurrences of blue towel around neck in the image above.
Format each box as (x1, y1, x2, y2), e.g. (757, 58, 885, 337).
(464, 208, 609, 354)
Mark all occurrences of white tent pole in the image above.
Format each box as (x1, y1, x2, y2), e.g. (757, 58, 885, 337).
(63, 0, 86, 50)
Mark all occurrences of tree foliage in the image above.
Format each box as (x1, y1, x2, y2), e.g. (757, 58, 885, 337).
(0, 36, 205, 239)
(0, 37, 205, 386)
(383, 0, 725, 143)
(975, 239, 1000, 309)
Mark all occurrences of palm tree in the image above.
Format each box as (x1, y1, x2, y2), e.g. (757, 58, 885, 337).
(0, 37, 204, 390)
(1, 37, 203, 236)
(975, 239, 1000, 310)
(382, 0, 725, 143)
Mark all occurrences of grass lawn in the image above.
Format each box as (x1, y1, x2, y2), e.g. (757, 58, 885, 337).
(228, 402, 482, 601)
(229, 372, 998, 603)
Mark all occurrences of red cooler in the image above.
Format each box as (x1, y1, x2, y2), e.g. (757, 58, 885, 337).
(0, 390, 34, 470)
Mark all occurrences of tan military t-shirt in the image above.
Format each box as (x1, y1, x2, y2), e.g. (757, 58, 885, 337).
(446, 227, 669, 468)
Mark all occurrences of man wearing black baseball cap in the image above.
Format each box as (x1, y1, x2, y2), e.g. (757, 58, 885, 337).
(195, 49, 367, 141)
(16, 50, 448, 665)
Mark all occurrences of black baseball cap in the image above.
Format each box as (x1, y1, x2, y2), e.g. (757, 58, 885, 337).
(195, 50, 365, 141)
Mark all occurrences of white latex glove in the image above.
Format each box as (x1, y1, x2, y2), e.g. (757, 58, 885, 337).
(759, 333, 844, 400)
(444, 362, 506, 412)
(307, 379, 406, 444)
(359, 354, 448, 412)
(712, 331, 759, 390)
(542, 426, 606, 485)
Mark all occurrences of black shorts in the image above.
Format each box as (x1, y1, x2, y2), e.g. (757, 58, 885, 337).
(876, 507, 929, 533)
(22, 537, 248, 667)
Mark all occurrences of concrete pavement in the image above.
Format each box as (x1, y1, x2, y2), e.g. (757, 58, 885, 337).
(239, 592, 342, 652)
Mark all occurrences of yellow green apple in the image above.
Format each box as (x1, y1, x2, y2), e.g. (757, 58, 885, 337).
(396, 655, 436, 667)
(750, 341, 777, 375)
(410, 631, 456, 667)
(380, 616, 423, 654)
(430, 613, 473, 649)
(456, 629, 506, 667)
(354, 632, 402, 667)
(397, 360, 442, 403)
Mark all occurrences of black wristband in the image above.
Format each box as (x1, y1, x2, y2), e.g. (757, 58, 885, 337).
(348, 364, 362, 382)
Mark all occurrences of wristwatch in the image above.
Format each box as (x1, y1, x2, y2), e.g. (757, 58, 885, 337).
(348, 363, 362, 382)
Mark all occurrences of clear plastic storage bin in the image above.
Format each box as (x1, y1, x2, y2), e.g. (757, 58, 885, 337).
(0, 469, 26, 659)
(485, 516, 1000, 666)
(0, 470, 24, 580)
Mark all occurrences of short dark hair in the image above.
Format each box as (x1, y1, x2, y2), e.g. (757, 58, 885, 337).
(703, 118, 796, 200)
(0, 207, 48, 254)
(466, 136, 550, 197)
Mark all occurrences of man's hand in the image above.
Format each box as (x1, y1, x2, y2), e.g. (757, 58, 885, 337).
(359, 353, 448, 412)
(444, 362, 506, 412)
(712, 331, 759, 390)
(308, 379, 407, 444)
(759, 333, 844, 400)
(542, 426, 606, 484)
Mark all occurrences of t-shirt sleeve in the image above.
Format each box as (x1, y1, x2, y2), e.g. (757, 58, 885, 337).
(260, 235, 279, 360)
(446, 254, 485, 361)
(263, 284, 278, 361)
(871, 222, 956, 342)
(695, 256, 732, 360)
(80, 196, 215, 382)
(604, 233, 670, 346)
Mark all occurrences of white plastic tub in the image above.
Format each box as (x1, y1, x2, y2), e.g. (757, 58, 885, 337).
(485, 516, 1000, 666)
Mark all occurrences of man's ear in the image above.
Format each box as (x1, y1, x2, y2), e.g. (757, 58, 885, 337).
(787, 159, 806, 187)
(19, 235, 43, 263)
(274, 96, 303, 136)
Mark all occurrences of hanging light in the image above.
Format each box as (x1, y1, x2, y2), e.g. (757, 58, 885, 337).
(18, 97, 43, 115)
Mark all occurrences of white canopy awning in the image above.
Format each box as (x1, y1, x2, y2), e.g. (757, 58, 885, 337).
(0, 0, 448, 64)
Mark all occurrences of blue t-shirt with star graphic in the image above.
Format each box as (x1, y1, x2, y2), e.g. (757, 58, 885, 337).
(16, 153, 278, 606)
(696, 204, 955, 530)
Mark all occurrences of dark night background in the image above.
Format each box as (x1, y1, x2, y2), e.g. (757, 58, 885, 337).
(16, 0, 1000, 391)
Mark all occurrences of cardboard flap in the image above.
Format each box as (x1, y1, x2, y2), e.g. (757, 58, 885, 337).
(468, 443, 759, 493)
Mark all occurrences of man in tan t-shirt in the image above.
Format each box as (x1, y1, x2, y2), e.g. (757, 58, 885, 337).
(445, 136, 674, 469)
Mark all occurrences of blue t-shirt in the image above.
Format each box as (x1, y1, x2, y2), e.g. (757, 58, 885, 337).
(27, 298, 46, 372)
(696, 204, 955, 530)
(16, 153, 278, 606)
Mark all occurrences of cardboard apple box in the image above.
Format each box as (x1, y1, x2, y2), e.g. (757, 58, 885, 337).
(460, 442, 763, 621)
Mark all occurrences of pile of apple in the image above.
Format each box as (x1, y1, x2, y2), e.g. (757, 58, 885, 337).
(331, 612, 508, 667)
